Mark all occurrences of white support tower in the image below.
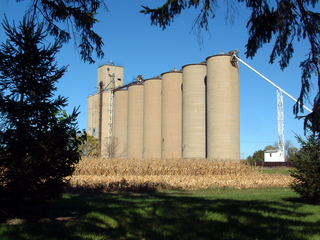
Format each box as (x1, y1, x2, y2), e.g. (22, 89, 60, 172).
(231, 52, 312, 161)
(277, 89, 285, 161)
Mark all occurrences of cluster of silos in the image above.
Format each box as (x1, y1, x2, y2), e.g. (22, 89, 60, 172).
(89, 52, 240, 160)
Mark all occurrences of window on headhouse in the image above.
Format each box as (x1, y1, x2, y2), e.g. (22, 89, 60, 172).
(118, 78, 121, 81)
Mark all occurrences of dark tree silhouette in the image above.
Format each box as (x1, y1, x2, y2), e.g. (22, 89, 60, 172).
(9, 0, 107, 64)
(0, 15, 80, 210)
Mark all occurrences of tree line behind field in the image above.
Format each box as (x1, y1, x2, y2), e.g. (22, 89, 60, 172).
(246, 140, 299, 165)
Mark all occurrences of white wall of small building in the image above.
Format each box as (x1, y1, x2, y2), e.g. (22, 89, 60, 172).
(264, 150, 285, 162)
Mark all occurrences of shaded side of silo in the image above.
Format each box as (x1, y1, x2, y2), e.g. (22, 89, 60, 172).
(101, 91, 110, 156)
(182, 64, 206, 158)
(206, 54, 240, 160)
(161, 72, 183, 158)
(87, 94, 99, 138)
(127, 84, 144, 158)
(113, 90, 128, 158)
(87, 95, 93, 135)
(143, 78, 162, 159)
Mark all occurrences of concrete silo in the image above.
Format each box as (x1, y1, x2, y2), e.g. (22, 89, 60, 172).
(206, 54, 240, 160)
(127, 84, 144, 158)
(182, 64, 207, 158)
(87, 94, 99, 137)
(161, 71, 183, 158)
(113, 90, 128, 158)
(143, 78, 162, 159)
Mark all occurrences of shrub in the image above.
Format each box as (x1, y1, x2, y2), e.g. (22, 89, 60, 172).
(290, 133, 320, 204)
(104, 137, 118, 158)
(78, 131, 99, 157)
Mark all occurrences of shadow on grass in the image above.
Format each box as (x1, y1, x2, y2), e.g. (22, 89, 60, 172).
(1, 190, 319, 240)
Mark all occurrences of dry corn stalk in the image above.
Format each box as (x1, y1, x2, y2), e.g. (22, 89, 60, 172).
(74, 157, 253, 176)
(68, 157, 293, 191)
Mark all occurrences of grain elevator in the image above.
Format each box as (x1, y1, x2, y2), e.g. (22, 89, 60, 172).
(87, 51, 240, 160)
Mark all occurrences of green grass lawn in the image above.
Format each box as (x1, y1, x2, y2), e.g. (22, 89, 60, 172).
(261, 167, 291, 175)
(1, 188, 320, 240)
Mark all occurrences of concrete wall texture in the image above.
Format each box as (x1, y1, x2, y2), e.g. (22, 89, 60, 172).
(182, 64, 207, 158)
(113, 90, 128, 158)
(87, 53, 240, 160)
(161, 72, 183, 159)
(127, 84, 144, 158)
(143, 79, 162, 159)
(206, 55, 240, 160)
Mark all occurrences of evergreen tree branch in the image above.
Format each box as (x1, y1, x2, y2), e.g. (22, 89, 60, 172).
(17, 0, 107, 64)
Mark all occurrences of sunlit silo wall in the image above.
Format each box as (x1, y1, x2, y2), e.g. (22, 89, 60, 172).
(143, 78, 162, 159)
(87, 94, 99, 137)
(182, 64, 206, 158)
(113, 90, 128, 158)
(161, 71, 183, 158)
(87, 95, 93, 135)
(206, 54, 240, 160)
(127, 84, 144, 158)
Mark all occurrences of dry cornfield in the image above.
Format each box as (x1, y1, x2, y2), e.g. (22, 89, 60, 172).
(67, 157, 293, 192)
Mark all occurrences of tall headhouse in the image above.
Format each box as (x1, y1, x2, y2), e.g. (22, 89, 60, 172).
(87, 62, 124, 155)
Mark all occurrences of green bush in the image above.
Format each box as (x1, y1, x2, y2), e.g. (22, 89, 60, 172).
(246, 150, 264, 166)
(78, 133, 99, 157)
(290, 133, 320, 204)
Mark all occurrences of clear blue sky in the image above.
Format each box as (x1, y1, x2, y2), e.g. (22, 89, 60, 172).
(1, 1, 319, 158)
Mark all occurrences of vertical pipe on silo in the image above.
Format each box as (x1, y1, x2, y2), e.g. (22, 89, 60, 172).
(182, 64, 206, 158)
(206, 54, 240, 160)
(113, 90, 128, 158)
(143, 78, 162, 159)
(161, 71, 183, 158)
(127, 84, 144, 158)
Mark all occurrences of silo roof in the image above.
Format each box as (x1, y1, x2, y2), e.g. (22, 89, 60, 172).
(182, 63, 206, 69)
(161, 70, 182, 76)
